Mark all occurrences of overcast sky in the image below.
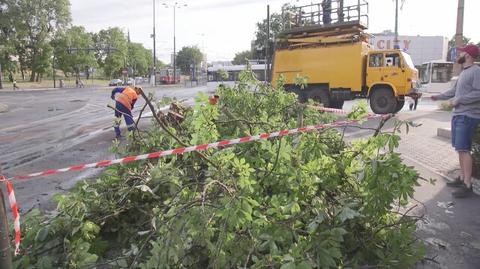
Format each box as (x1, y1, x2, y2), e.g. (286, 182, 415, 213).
(70, 0, 480, 63)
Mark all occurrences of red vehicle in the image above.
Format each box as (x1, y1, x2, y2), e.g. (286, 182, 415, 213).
(157, 68, 181, 84)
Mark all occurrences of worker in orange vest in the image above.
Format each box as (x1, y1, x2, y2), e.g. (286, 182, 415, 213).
(110, 86, 142, 138)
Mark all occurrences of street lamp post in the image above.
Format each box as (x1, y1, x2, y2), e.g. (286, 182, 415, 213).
(52, 54, 56, 88)
(163, 2, 187, 84)
(0, 45, 4, 90)
(453, 0, 465, 76)
(152, 0, 157, 86)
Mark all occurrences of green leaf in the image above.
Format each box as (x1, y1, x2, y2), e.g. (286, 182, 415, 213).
(338, 207, 361, 223)
(136, 184, 154, 195)
(290, 202, 301, 214)
(280, 262, 296, 269)
(296, 261, 313, 269)
(35, 227, 49, 242)
(37, 256, 54, 269)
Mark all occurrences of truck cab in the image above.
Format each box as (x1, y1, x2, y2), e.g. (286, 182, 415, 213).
(366, 50, 419, 113)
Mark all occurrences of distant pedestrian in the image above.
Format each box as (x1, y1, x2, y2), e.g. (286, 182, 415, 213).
(408, 92, 421, 111)
(111, 86, 143, 139)
(13, 80, 19, 90)
(75, 78, 79, 88)
(431, 44, 480, 198)
(322, 0, 332, 25)
(337, 0, 344, 22)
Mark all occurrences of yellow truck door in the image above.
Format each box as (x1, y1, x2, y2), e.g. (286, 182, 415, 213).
(366, 53, 384, 88)
(382, 52, 406, 95)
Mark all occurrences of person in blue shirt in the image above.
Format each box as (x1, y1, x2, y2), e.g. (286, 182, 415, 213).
(111, 86, 142, 138)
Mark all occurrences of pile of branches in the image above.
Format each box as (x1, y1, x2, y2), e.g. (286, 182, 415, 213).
(15, 71, 424, 268)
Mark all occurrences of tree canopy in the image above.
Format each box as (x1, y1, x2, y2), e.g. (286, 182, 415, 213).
(93, 27, 128, 78)
(176, 45, 203, 75)
(52, 26, 97, 77)
(232, 50, 253, 65)
(2, 0, 71, 81)
(127, 42, 153, 77)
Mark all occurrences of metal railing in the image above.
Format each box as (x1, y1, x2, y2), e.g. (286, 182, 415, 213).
(282, 0, 369, 31)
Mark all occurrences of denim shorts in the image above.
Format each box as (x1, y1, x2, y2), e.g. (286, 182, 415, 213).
(451, 115, 480, 151)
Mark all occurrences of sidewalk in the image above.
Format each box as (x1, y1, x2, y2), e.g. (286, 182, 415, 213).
(395, 109, 480, 269)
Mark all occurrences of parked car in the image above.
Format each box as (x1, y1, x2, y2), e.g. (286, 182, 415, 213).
(134, 77, 145, 85)
(109, 79, 123, 86)
(126, 78, 135, 86)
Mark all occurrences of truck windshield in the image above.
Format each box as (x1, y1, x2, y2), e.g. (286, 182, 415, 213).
(401, 52, 415, 69)
(418, 63, 430, 84)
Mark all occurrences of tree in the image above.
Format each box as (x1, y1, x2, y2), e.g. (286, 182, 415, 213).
(232, 50, 253, 65)
(52, 26, 97, 78)
(93, 28, 128, 78)
(127, 43, 152, 77)
(0, 4, 18, 88)
(448, 35, 471, 49)
(4, 0, 71, 81)
(252, 3, 293, 59)
(175, 45, 203, 75)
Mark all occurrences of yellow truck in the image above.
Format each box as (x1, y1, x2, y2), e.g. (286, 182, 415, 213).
(271, 1, 419, 114)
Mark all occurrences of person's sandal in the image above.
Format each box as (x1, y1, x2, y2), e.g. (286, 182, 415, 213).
(452, 184, 473, 198)
(446, 176, 463, 187)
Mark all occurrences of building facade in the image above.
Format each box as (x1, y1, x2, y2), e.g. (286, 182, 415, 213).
(370, 31, 449, 66)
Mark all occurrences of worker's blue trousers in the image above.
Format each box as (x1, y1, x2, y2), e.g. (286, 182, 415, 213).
(114, 102, 135, 137)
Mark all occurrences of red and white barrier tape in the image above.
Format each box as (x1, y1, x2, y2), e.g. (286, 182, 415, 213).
(1, 176, 20, 255)
(5, 113, 387, 182)
(311, 106, 349, 115)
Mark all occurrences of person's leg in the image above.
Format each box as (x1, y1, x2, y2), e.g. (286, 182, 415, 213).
(414, 98, 418, 110)
(459, 152, 473, 188)
(448, 116, 464, 186)
(124, 112, 135, 132)
(117, 103, 135, 133)
(113, 102, 122, 137)
(452, 116, 479, 197)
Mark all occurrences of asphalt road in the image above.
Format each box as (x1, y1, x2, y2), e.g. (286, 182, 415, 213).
(0, 85, 211, 172)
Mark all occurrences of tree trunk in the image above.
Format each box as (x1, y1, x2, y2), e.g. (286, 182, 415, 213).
(30, 51, 37, 82)
(20, 65, 25, 81)
(30, 70, 36, 82)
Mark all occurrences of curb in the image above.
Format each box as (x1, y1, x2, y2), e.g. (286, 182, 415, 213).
(437, 127, 451, 139)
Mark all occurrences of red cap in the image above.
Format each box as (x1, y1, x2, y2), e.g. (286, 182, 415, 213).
(458, 44, 479, 58)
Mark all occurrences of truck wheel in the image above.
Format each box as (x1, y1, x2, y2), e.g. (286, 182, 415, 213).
(370, 88, 397, 114)
(394, 99, 405, 113)
(310, 89, 331, 108)
(330, 100, 344, 109)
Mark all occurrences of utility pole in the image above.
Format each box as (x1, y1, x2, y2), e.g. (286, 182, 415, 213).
(266, 5, 270, 83)
(0, 45, 4, 90)
(153, 0, 157, 86)
(173, 6, 176, 84)
(453, 0, 465, 76)
(52, 54, 56, 88)
(393, 0, 399, 49)
(163, 2, 187, 85)
(0, 62, 3, 90)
